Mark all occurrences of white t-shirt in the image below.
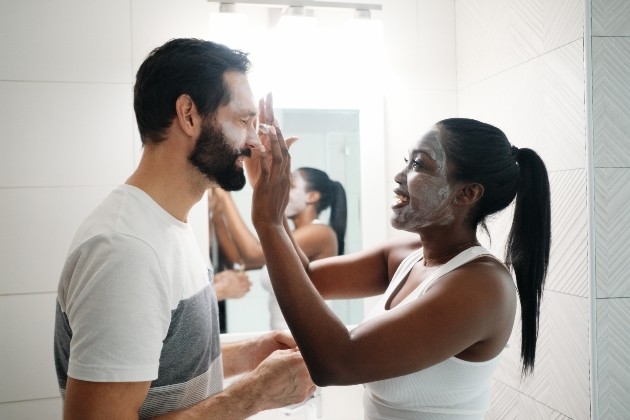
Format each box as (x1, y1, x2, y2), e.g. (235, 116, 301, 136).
(55, 185, 222, 418)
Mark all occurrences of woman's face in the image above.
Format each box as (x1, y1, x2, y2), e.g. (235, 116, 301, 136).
(391, 126, 456, 232)
(285, 171, 310, 218)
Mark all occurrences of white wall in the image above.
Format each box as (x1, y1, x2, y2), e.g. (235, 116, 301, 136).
(453, 1, 630, 418)
(0, 0, 457, 418)
(590, 0, 630, 417)
(382, 0, 458, 239)
(10, 0, 623, 419)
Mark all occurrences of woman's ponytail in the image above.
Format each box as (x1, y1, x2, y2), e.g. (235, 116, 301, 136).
(505, 147, 551, 375)
(328, 181, 347, 255)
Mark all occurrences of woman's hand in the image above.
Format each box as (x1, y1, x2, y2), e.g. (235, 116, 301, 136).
(244, 93, 296, 186)
(251, 123, 292, 229)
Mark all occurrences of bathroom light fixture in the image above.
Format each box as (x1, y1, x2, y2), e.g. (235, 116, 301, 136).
(208, 2, 249, 49)
(207, 0, 381, 12)
(277, 5, 317, 32)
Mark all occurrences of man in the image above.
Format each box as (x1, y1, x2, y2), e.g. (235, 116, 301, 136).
(54, 38, 314, 419)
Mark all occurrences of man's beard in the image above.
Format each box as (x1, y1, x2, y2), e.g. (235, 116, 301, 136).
(189, 121, 251, 191)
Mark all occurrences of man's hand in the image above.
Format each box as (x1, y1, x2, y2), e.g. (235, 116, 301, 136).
(232, 349, 316, 412)
(214, 270, 251, 301)
(222, 331, 296, 377)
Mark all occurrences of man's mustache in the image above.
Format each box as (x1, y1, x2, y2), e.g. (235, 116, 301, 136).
(238, 148, 252, 158)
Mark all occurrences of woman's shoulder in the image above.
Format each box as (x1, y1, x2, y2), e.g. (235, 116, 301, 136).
(438, 255, 516, 301)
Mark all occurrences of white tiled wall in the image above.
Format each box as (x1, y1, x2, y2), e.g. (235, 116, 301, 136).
(0, 0, 457, 418)
(382, 0, 458, 239)
(457, 0, 630, 418)
(454, 0, 591, 418)
(591, 1, 630, 418)
(9, 0, 624, 418)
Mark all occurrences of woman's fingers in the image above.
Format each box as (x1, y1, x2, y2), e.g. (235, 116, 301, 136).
(285, 136, 299, 149)
(265, 92, 274, 123)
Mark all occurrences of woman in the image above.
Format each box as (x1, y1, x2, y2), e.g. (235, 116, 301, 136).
(209, 166, 347, 330)
(251, 118, 551, 419)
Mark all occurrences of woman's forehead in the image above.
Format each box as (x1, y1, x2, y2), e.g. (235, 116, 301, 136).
(410, 128, 444, 157)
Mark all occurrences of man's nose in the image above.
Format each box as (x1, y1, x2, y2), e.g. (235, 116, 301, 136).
(245, 126, 265, 152)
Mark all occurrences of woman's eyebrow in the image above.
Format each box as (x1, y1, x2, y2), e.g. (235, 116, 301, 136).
(409, 148, 435, 161)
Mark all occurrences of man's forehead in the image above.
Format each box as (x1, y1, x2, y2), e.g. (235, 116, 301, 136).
(224, 71, 257, 115)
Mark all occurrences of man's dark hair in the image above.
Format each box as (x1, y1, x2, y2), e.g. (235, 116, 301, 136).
(134, 38, 251, 144)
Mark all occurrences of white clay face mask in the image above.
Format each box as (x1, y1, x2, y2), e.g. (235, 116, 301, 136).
(221, 72, 264, 152)
(285, 173, 309, 218)
(395, 129, 456, 231)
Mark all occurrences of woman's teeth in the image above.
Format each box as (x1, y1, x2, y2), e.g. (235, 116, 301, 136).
(394, 194, 409, 205)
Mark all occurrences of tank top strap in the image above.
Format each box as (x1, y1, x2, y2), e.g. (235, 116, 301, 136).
(383, 247, 425, 295)
(404, 246, 496, 304)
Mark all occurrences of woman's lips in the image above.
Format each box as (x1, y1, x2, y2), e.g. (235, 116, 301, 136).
(392, 189, 409, 208)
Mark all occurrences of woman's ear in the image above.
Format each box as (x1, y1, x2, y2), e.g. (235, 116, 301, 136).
(175, 94, 201, 137)
(306, 191, 321, 204)
(453, 183, 484, 206)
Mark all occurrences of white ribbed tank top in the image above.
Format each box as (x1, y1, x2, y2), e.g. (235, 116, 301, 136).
(361, 246, 504, 420)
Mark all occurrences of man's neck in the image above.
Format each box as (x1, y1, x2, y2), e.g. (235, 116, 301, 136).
(126, 149, 207, 222)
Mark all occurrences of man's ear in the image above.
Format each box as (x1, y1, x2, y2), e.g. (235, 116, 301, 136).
(175, 94, 201, 137)
(453, 183, 484, 206)
(306, 191, 321, 204)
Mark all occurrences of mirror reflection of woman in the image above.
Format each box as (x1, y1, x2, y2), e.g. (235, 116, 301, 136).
(209, 166, 347, 330)
(251, 116, 551, 420)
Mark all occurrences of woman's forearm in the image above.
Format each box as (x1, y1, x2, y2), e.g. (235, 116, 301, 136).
(211, 213, 245, 268)
(255, 223, 352, 385)
(220, 193, 266, 266)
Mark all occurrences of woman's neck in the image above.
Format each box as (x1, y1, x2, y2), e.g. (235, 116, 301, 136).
(292, 207, 320, 229)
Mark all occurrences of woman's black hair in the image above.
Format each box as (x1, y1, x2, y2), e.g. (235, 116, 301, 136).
(134, 38, 251, 144)
(437, 118, 551, 376)
(297, 167, 348, 255)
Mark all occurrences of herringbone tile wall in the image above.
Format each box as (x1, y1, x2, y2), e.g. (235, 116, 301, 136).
(455, 0, 590, 418)
(458, 0, 630, 418)
(592, 1, 630, 418)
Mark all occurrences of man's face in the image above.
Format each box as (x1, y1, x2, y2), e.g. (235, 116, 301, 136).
(189, 72, 259, 191)
(189, 120, 249, 191)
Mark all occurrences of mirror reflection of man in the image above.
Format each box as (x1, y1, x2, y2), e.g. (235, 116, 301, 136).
(54, 38, 314, 419)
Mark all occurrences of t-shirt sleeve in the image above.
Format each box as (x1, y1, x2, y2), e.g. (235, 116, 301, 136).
(65, 233, 171, 383)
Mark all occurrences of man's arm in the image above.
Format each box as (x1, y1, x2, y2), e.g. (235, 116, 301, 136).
(64, 348, 314, 420)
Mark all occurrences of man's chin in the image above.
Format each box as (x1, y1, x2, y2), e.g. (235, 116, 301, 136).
(215, 172, 246, 192)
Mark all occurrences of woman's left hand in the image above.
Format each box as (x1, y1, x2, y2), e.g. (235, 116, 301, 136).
(251, 123, 292, 229)
(244, 93, 297, 187)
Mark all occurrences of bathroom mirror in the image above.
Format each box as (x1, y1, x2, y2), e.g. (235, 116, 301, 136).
(210, 82, 387, 333)
(203, 2, 387, 333)
(219, 108, 363, 332)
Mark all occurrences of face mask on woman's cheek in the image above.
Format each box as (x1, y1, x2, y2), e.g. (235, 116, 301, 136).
(285, 189, 308, 217)
(398, 176, 455, 230)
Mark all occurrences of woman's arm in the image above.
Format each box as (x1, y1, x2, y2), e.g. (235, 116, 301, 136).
(252, 124, 516, 386)
(215, 189, 266, 267)
(209, 189, 246, 268)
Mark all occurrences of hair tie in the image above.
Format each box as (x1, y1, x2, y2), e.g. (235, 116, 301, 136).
(511, 145, 519, 159)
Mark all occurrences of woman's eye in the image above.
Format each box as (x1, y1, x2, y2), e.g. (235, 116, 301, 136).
(404, 157, 423, 168)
